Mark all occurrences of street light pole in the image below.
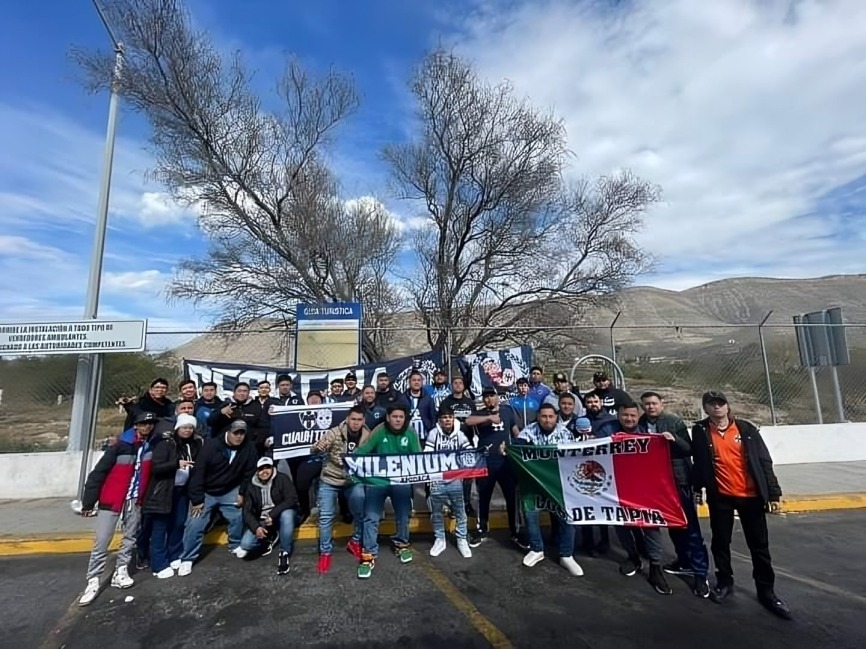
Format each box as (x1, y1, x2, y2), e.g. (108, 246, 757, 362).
(69, 3, 124, 498)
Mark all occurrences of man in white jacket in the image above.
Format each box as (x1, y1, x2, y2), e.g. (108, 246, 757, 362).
(424, 404, 474, 558)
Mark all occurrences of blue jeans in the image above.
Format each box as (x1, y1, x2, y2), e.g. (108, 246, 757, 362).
(318, 481, 365, 554)
(363, 484, 412, 557)
(669, 485, 710, 578)
(181, 487, 244, 563)
(524, 507, 576, 557)
(149, 488, 190, 572)
(240, 509, 298, 555)
(430, 481, 467, 541)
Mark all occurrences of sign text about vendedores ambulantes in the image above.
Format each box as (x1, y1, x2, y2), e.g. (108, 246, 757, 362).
(0, 320, 147, 356)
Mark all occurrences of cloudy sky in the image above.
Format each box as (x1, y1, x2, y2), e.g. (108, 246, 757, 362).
(1, 0, 865, 332)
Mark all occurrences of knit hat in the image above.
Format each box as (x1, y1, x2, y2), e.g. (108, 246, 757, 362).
(174, 414, 197, 430)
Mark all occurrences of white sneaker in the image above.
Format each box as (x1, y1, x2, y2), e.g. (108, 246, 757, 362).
(522, 550, 545, 567)
(430, 538, 447, 557)
(177, 561, 193, 577)
(78, 577, 100, 606)
(560, 556, 584, 577)
(231, 547, 248, 559)
(110, 565, 134, 589)
(169, 560, 181, 571)
(457, 539, 472, 558)
(153, 567, 174, 579)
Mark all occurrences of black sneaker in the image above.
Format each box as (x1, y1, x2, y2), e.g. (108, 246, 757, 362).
(277, 551, 290, 576)
(648, 564, 673, 595)
(262, 533, 280, 557)
(758, 592, 792, 620)
(135, 555, 149, 571)
(468, 531, 488, 548)
(711, 582, 735, 603)
(663, 560, 694, 576)
(692, 576, 711, 599)
(511, 534, 529, 551)
(619, 557, 642, 577)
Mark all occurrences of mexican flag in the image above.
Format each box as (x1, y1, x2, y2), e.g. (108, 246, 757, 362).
(507, 435, 687, 527)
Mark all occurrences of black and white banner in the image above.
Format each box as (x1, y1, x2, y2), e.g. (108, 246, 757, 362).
(457, 345, 533, 397)
(183, 350, 443, 402)
(269, 403, 353, 460)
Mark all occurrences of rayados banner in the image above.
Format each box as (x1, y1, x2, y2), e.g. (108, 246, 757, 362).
(507, 435, 687, 527)
(270, 403, 352, 459)
(345, 450, 489, 486)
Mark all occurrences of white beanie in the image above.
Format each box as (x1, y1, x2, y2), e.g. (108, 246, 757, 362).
(175, 414, 198, 430)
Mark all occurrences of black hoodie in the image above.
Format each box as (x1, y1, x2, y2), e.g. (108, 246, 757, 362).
(123, 392, 175, 430)
(187, 433, 257, 505)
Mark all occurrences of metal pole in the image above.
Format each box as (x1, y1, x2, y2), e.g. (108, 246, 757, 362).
(829, 366, 846, 422)
(757, 312, 777, 426)
(76, 354, 104, 497)
(446, 328, 453, 385)
(609, 311, 621, 365)
(69, 43, 123, 479)
(809, 367, 823, 425)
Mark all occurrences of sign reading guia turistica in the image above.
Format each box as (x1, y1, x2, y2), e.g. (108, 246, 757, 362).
(0, 320, 147, 356)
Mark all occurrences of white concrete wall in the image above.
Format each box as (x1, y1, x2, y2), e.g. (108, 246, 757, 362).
(761, 423, 866, 465)
(1, 423, 865, 498)
(0, 451, 104, 499)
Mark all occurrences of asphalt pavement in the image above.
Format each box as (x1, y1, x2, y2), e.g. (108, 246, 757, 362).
(3, 510, 866, 649)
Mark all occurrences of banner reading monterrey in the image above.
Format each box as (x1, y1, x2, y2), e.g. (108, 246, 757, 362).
(270, 403, 352, 460)
(345, 450, 488, 486)
(507, 435, 687, 528)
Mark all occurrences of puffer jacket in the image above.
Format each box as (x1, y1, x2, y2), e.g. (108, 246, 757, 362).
(82, 428, 152, 513)
(314, 421, 372, 487)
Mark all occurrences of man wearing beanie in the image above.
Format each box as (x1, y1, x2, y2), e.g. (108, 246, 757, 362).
(177, 419, 257, 575)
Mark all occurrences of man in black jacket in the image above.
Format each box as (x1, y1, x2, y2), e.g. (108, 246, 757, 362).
(208, 382, 262, 441)
(177, 420, 258, 575)
(118, 378, 175, 430)
(639, 391, 710, 598)
(237, 456, 299, 575)
(374, 372, 405, 408)
(691, 390, 790, 619)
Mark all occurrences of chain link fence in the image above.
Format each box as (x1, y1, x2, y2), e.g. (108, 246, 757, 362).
(2, 322, 864, 452)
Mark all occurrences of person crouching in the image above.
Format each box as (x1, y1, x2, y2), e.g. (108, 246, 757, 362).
(236, 456, 300, 575)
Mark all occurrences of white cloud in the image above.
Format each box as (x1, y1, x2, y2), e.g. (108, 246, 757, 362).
(0, 103, 196, 231)
(344, 195, 428, 233)
(103, 270, 170, 294)
(450, 0, 866, 289)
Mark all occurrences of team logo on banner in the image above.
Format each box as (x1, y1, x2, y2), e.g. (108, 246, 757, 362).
(271, 403, 351, 459)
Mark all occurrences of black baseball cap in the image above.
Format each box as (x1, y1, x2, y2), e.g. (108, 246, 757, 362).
(345, 373, 357, 381)
(702, 390, 728, 406)
(593, 371, 609, 382)
(134, 412, 157, 425)
(481, 387, 497, 397)
(330, 378, 344, 385)
(553, 372, 568, 382)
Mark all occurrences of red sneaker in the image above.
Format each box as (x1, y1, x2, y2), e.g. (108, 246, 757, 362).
(317, 554, 332, 575)
(346, 539, 362, 559)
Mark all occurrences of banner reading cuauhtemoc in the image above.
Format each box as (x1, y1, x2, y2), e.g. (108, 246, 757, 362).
(507, 435, 687, 527)
(345, 450, 488, 487)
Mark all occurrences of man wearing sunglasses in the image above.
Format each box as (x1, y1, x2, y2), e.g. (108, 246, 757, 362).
(177, 419, 258, 576)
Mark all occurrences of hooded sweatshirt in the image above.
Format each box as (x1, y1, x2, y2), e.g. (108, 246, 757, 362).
(424, 420, 473, 485)
(242, 471, 298, 533)
(355, 421, 421, 455)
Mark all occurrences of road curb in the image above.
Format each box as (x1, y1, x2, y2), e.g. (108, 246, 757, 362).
(2, 494, 864, 556)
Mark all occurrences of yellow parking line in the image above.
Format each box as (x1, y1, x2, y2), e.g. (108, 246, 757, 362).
(416, 553, 514, 649)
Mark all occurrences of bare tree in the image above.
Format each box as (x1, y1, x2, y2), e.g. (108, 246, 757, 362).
(72, 0, 402, 359)
(384, 50, 658, 356)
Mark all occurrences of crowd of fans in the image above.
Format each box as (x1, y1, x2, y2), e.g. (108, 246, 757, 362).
(76, 367, 790, 620)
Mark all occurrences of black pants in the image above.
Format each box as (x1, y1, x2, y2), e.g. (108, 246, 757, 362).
(581, 525, 610, 551)
(708, 495, 775, 594)
(476, 461, 517, 535)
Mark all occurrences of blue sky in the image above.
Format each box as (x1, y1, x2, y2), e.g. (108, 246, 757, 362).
(1, 0, 865, 333)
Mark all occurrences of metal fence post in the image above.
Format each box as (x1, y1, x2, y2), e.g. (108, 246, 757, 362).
(609, 311, 621, 365)
(757, 312, 777, 426)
